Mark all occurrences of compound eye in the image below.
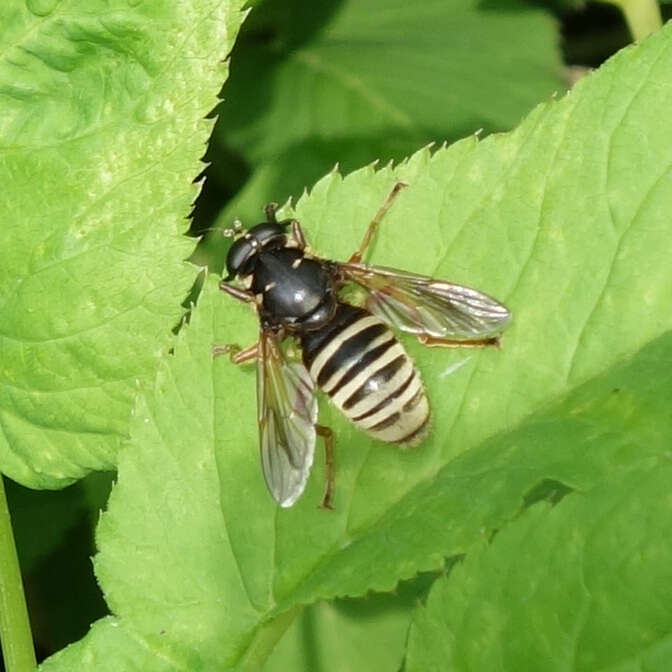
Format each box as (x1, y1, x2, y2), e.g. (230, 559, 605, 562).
(247, 222, 287, 249)
(225, 238, 255, 278)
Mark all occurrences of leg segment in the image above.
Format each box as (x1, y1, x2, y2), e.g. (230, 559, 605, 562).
(265, 202, 279, 223)
(316, 424, 335, 509)
(348, 181, 408, 264)
(290, 220, 308, 250)
(417, 335, 500, 349)
(220, 281, 255, 303)
(212, 342, 259, 363)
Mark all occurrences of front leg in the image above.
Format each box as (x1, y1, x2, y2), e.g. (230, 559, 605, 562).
(220, 281, 255, 303)
(264, 201, 307, 251)
(290, 220, 309, 250)
(265, 201, 279, 222)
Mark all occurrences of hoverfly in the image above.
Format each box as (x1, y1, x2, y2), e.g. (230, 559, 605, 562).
(215, 183, 511, 508)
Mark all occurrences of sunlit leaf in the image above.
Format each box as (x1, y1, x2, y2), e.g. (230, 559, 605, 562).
(203, 0, 565, 232)
(41, 22, 672, 669)
(0, 0, 246, 486)
(407, 450, 672, 670)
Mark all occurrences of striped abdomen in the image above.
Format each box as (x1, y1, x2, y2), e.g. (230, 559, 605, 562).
(300, 303, 429, 444)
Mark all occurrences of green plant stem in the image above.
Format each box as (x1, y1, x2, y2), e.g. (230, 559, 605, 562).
(0, 476, 36, 672)
(602, 0, 663, 41)
(238, 605, 302, 669)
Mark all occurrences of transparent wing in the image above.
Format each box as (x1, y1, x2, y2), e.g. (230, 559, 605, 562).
(341, 263, 511, 340)
(257, 330, 318, 508)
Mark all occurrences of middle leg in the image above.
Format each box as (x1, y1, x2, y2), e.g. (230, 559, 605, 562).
(316, 424, 335, 509)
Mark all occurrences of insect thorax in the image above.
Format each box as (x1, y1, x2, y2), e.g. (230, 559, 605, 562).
(251, 247, 337, 330)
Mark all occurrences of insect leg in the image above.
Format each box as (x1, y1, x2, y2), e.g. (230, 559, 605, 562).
(265, 202, 279, 223)
(220, 281, 255, 303)
(290, 220, 309, 250)
(348, 181, 408, 263)
(316, 424, 335, 509)
(212, 342, 259, 363)
(417, 335, 500, 348)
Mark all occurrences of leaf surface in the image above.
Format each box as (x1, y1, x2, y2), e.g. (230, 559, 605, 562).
(407, 452, 672, 670)
(204, 0, 565, 233)
(263, 586, 425, 672)
(42, 23, 672, 669)
(0, 0, 246, 486)
(220, 0, 563, 163)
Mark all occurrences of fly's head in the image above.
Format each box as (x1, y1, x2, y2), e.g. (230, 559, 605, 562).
(224, 219, 290, 281)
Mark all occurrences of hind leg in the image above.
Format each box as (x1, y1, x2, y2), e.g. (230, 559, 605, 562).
(316, 425, 335, 509)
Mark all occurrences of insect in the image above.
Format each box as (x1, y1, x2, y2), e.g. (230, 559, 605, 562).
(215, 183, 511, 509)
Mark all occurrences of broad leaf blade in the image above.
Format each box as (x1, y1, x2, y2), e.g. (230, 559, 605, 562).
(44, 23, 672, 669)
(406, 459, 672, 671)
(203, 0, 565, 233)
(264, 586, 427, 672)
(0, 0, 246, 487)
(220, 0, 564, 163)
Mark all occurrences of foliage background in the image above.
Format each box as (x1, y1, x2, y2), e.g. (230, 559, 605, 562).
(1, 0, 671, 670)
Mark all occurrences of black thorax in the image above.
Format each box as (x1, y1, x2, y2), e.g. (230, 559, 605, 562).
(250, 247, 338, 331)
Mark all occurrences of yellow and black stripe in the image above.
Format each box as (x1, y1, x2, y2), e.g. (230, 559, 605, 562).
(300, 304, 429, 444)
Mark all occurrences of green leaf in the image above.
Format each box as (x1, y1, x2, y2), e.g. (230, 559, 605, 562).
(0, 0, 246, 487)
(602, 0, 663, 41)
(263, 581, 430, 672)
(201, 0, 565, 235)
(220, 0, 564, 164)
(194, 135, 418, 273)
(406, 458, 672, 670)
(41, 22, 672, 669)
